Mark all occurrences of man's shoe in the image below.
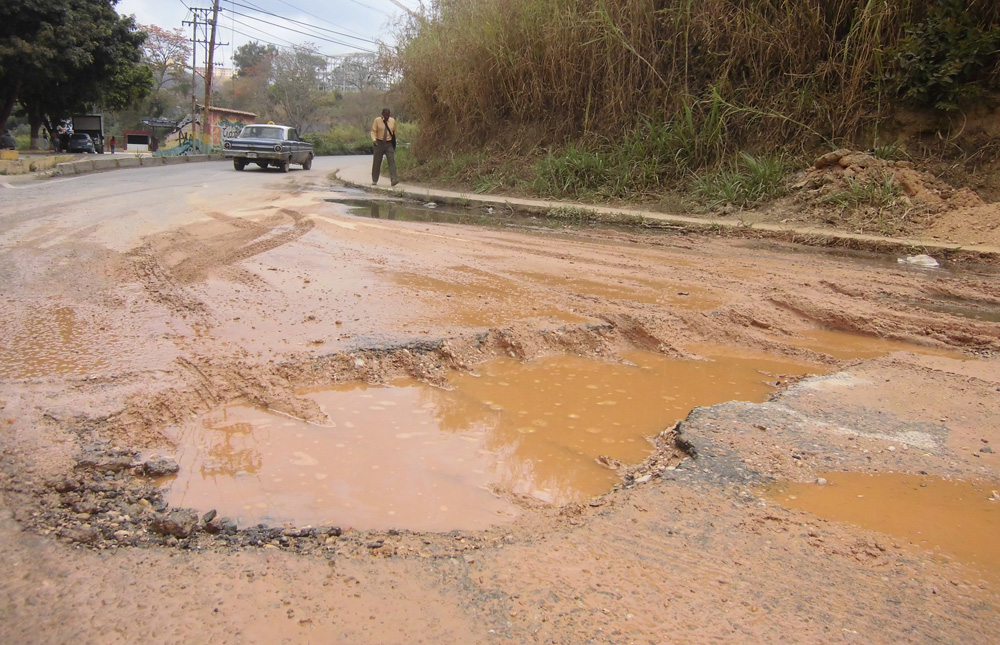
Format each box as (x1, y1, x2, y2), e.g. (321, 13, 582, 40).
(391, 180, 399, 186)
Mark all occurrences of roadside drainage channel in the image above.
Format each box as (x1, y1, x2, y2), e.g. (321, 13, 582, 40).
(325, 196, 690, 236)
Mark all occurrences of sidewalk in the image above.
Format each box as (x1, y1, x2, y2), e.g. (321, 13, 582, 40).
(332, 154, 1000, 259)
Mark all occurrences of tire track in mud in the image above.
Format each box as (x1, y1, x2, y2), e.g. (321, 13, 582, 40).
(124, 208, 315, 323)
(126, 242, 210, 318)
(170, 208, 314, 283)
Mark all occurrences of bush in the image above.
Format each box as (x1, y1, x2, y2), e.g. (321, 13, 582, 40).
(303, 126, 371, 156)
(304, 121, 419, 156)
(889, 0, 1000, 110)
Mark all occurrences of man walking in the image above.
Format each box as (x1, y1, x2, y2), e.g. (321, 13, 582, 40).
(370, 108, 398, 186)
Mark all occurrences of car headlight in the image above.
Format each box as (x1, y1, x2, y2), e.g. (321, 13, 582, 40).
(224, 141, 231, 150)
(273, 144, 282, 152)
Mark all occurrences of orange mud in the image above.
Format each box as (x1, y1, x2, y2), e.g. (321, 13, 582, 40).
(1, 159, 999, 642)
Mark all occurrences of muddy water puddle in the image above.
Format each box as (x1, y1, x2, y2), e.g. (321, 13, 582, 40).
(908, 295, 1000, 323)
(160, 349, 819, 531)
(767, 472, 1000, 582)
(776, 328, 969, 361)
(0, 304, 111, 379)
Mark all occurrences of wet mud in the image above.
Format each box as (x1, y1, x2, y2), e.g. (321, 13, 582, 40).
(2, 167, 999, 642)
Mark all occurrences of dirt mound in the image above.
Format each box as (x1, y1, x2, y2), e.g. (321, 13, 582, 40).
(780, 149, 1000, 246)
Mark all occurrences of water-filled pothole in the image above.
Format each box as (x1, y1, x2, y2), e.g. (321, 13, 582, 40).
(0, 304, 110, 379)
(908, 295, 1000, 323)
(159, 349, 819, 531)
(775, 328, 969, 361)
(767, 472, 1000, 582)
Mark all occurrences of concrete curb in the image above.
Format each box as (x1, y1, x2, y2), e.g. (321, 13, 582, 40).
(52, 153, 224, 177)
(335, 170, 1000, 262)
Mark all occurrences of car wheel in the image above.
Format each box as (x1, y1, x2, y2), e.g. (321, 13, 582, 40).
(279, 158, 290, 173)
(302, 154, 313, 170)
(234, 159, 246, 171)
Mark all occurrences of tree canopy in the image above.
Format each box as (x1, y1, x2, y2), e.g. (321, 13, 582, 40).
(0, 0, 151, 141)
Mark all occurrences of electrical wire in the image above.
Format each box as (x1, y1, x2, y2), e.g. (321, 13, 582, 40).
(225, 9, 376, 52)
(233, 0, 376, 45)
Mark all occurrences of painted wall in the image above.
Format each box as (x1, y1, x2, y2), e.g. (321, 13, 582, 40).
(155, 109, 256, 157)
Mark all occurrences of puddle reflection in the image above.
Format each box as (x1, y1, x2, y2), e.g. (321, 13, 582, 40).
(0, 304, 110, 379)
(161, 349, 819, 530)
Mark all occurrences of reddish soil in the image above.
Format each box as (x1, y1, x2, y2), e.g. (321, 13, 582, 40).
(1, 159, 998, 642)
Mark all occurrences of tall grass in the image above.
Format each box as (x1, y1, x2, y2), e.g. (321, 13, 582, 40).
(692, 153, 788, 209)
(393, 0, 998, 155)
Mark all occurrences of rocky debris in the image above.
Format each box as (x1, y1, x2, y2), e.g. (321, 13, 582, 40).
(59, 525, 100, 544)
(614, 424, 689, 489)
(151, 509, 199, 538)
(204, 515, 238, 535)
(76, 454, 135, 474)
(140, 458, 179, 477)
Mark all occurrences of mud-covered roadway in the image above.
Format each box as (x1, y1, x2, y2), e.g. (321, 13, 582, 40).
(1, 156, 999, 643)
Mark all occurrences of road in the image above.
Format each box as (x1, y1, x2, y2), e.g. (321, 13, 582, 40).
(1, 158, 999, 642)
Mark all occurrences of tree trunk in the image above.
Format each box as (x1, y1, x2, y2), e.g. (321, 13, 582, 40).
(28, 105, 44, 151)
(0, 82, 19, 133)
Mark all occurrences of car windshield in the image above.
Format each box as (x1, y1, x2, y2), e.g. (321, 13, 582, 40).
(70, 134, 90, 140)
(239, 126, 284, 140)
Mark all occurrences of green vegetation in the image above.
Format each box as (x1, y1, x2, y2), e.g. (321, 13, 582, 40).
(304, 121, 419, 157)
(821, 169, 913, 237)
(692, 153, 788, 209)
(888, 0, 1000, 111)
(1, 0, 151, 144)
(392, 0, 1000, 207)
(303, 127, 372, 156)
(823, 171, 903, 211)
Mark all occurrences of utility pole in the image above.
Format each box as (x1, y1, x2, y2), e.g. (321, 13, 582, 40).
(182, 12, 200, 142)
(183, 6, 226, 151)
(203, 0, 221, 149)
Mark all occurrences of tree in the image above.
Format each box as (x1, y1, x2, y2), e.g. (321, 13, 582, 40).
(219, 41, 277, 114)
(267, 46, 333, 133)
(327, 53, 387, 92)
(233, 41, 277, 79)
(0, 0, 151, 146)
(0, 0, 66, 132)
(141, 24, 191, 94)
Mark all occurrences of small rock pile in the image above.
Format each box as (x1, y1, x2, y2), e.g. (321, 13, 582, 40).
(793, 148, 984, 213)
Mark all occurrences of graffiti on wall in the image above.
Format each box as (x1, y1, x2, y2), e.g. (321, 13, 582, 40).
(218, 119, 247, 142)
(155, 111, 255, 156)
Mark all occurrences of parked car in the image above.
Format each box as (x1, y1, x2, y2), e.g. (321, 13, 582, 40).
(67, 132, 96, 154)
(222, 123, 314, 172)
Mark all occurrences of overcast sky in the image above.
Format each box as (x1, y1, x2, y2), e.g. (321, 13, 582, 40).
(116, 0, 422, 65)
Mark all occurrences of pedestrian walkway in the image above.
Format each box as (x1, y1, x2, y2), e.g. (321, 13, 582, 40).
(332, 155, 1000, 259)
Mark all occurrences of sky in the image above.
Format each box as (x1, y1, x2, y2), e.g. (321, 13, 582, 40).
(116, 0, 422, 66)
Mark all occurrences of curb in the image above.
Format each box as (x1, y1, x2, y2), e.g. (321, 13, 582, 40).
(338, 175, 1000, 262)
(52, 153, 225, 177)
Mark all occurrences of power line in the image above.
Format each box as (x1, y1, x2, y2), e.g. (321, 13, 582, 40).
(226, 10, 376, 53)
(232, 0, 376, 45)
(225, 25, 376, 62)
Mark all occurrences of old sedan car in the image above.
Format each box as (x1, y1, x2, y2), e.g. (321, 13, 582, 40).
(223, 123, 314, 172)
